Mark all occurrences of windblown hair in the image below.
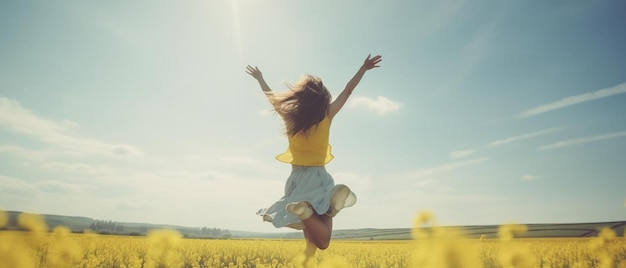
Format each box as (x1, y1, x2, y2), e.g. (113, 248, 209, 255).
(268, 75, 331, 137)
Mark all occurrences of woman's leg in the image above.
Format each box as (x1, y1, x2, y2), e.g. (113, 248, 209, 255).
(301, 213, 333, 250)
(303, 229, 317, 258)
(288, 201, 334, 249)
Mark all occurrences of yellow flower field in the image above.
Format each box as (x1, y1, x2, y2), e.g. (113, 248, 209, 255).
(1, 211, 625, 268)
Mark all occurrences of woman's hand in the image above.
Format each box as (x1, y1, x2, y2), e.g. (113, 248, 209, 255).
(246, 65, 273, 93)
(362, 54, 382, 70)
(246, 65, 263, 80)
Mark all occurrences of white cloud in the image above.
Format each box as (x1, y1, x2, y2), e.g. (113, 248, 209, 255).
(213, 155, 283, 178)
(348, 96, 402, 115)
(521, 174, 539, 181)
(0, 175, 36, 193)
(538, 131, 626, 150)
(41, 161, 115, 175)
(258, 109, 274, 117)
(434, 20, 493, 96)
(449, 149, 474, 159)
(0, 145, 50, 161)
(35, 180, 96, 195)
(218, 156, 261, 166)
(517, 82, 626, 118)
(414, 178, 438, 188)
(0, 96, 143, 158)
(489, 128, 560, 147)
(408, 158, 489, 179)
(409, 0, 469, 42)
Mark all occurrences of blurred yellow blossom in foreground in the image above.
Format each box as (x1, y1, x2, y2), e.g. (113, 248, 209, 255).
(0, 210, 624, 267)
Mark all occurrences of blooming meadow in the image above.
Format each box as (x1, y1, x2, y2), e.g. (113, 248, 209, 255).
(1, 210, 625, 267)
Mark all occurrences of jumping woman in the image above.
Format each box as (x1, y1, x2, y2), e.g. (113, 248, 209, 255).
(246, 54, 382, 259)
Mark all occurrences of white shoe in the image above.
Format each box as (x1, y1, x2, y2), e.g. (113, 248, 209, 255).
(327, 184, 356, 217)
(287, 201, 313, 220)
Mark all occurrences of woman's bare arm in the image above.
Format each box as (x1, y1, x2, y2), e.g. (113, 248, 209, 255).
(246, 65, 272, 92)
(328, 54, 382, 120)
(246, 65, 277, 107)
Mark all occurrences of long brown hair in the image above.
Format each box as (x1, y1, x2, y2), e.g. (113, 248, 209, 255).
(269, 75, 331, 137)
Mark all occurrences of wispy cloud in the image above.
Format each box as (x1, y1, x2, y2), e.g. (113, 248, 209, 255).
(410, 0, 469, 42)
(258, 109, 274, 117)
(75, 3, 148, 50)
(521, 174, 540, 181)
(0, 145, 50, 161)
(0, 175, 36, 193)
(449, 128, 558, 160)
(413, 178, 439, 188)
(449, 149, 475, 159)
(348, 96, 402, 115)
(538, 131, 626, 150)
(517, 82, 626, 118)
(36, 180, 96, 195)
(435, 20, 493, 95)
(489, 128, 561, 147)
(409, 157, 489, 179)
(0, 96, 143, 158)
(41, 161, 115, 175)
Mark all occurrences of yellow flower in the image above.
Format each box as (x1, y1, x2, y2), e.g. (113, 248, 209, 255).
(2, 209, 626, 267)
(480, 234, 487, 241)
(145, 229, 183, 268)
(598, 227, 617, 240)
(0, 238, 35, 268)
(318, 256, 352, 268)
(498, 223, 527, 241)
(498, 243, 535, 268)
(17, 213, 47, 233)
(411, 210, 434, 240)
(415, 210, 433, 225)
(46, 226, 83, 268)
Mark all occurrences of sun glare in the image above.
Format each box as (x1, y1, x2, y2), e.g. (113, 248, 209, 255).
(230, 0, 244, 62)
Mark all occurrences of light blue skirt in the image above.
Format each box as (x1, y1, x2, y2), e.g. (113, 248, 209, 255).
(257, 165, 335, 230)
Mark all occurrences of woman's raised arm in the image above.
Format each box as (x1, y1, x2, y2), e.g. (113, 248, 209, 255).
(328, 55, 382, 120)
(246, 65, 278, 107)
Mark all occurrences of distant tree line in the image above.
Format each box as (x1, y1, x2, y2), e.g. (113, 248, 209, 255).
(88, 219, 231, 238)
(1, 211, 232, 239)
(199, 227, 231, 239)
(89, 220, 124, 234)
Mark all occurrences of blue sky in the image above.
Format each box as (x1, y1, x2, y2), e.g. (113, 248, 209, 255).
(1, 1, 625, 232)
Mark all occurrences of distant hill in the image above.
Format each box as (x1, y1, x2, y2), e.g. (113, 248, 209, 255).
(234, 221, 625, 240)
(3, 211, 623, 240)
(3, 211, 93, 231)
(2, 211, 231, 238)
(329, 221, 626, 240)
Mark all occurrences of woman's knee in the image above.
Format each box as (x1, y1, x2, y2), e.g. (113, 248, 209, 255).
(314, 236, 330, 250)
(316, 240, 330, 250)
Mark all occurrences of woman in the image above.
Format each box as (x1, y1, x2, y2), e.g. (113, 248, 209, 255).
(246, 54, 382, 258)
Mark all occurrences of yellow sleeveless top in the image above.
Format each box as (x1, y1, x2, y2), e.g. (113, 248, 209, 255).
(276, 116, 334, 166)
